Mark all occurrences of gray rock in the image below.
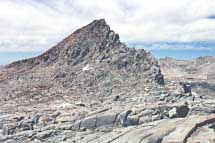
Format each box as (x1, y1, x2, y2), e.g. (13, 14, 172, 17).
(169, 107, 177, 119)
(80, 115, 97, 129)
(34, 130, 53, 140)
(17, 121, 34, 131)
(176, 104, 189, 117)
(126, 116, 139, 126)
(2, 124, 17, 135)
(113, 95, 120, 101)
(152, 114, 161, 121)
(72, 121, 81, 130)
(96, 113, 118, 127)
(140, 109, 154, 116)
(182, 83, 192, 94)
(138, 116, 152, 124)
(169, 104, 189, 118)
(117, 110, 132, 127)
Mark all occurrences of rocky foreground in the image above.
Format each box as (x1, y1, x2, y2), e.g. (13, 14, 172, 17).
(0, 19, 214, 143)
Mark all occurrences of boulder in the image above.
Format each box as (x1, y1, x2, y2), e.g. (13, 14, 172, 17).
(182, 83, 192, 94)
(96, 113, 118, 127)
(80, 115, 97, 129)
(169, 104, 189, 118)
(176, 104, 189, 117)
(117, 110, 132, 127)
(126, 116, 139, 126)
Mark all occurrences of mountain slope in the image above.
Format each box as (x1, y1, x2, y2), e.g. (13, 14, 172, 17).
(0, 19, 163, 101)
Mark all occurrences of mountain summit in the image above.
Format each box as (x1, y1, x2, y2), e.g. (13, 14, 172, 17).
(1, 19, 164, 100)
(7, 19, 120, 67)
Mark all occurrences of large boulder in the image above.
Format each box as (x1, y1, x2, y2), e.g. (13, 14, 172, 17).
(96, 113, 118, 128)
(176, 104, 189, 117)
(169, 103, 189, 118)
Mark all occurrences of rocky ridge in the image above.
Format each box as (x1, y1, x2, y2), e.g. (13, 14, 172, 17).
(0, 19, 163, 101)
(0, 19, 214, 143)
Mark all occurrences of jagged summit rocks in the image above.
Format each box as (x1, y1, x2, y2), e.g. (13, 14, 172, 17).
(6, 19, 120, 67)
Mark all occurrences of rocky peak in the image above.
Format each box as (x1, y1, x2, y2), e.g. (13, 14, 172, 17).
(83, 19, 111, 36)
(3, 19, 164, 94)
(56, 19, 121, 65)
(6, 19, 121, 68)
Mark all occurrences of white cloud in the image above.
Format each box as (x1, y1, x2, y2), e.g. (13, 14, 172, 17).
(0, 0, 215, 52)
(133, 43, 215, 51)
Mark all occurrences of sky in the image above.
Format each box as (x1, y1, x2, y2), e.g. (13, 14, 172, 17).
(1, 0, 215, 64)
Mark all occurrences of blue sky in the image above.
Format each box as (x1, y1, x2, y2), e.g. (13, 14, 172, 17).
(1, 0, 215, 65)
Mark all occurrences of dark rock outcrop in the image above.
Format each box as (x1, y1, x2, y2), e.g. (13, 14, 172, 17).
(181, 82, 192, 94)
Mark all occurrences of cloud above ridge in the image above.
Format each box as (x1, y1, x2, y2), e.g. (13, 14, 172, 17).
(0, 0, 215, 52)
